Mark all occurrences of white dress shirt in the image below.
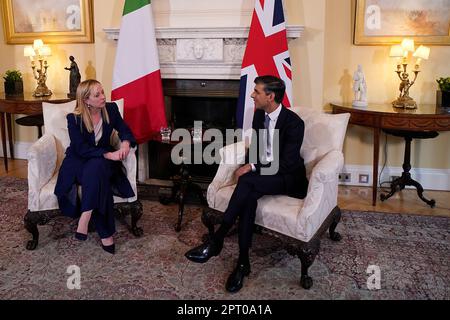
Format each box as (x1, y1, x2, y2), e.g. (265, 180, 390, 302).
(250, 104, 282, 171)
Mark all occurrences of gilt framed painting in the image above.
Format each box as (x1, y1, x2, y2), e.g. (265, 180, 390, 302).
(1, 0, 94, 44)
(354, 0, 450, 45)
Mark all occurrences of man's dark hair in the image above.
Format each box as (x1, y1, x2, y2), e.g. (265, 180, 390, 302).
(254, 75, 286, 104)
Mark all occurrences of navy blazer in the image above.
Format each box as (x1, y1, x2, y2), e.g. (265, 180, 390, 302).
(54, 102, 137, 217)
(246, 107, 308, 199)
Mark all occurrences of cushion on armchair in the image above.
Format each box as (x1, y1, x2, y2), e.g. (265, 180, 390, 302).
(291, 107, 349, 177)
(28, 99, 135, 212)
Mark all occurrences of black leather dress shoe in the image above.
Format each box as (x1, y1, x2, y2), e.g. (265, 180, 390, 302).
(225, 263, 251, 293)
(102, 243, 115, 254)
(74, 232, 87, 241)
(185, 239, 223, 263)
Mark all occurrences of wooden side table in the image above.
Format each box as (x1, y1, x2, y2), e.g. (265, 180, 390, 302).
(151, 135, 210, 232)
(0, 92, 73, 171)
(331, 103, 450, 206)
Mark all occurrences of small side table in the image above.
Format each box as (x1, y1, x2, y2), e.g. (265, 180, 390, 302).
(0, 92, 73, 171)
(15, 114, 44, 138)
(154, 136, 208, 232)
(380, 129, 438, 208)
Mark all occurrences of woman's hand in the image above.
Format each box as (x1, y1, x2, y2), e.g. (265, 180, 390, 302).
(104, 151, 121, 161)
(118, 140, 130, 160)
(104, 141, 130, 161)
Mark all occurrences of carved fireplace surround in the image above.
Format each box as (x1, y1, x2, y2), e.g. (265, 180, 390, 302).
(104, 26, 304, 181)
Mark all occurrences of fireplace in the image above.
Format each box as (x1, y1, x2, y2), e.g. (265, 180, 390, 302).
(104, 26, 303, 183)
(147, 79, 240, 182)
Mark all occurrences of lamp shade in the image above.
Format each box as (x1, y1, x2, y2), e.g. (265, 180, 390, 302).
(413, 45, 430, 60)
(401, 38, 415, 52)
(33, 39, 44, 50)
(389, 45, 404, 57)
(24, 46, 35, 57)
(39, 45, 52, 57)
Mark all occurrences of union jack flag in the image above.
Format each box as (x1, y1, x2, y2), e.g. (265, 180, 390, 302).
(237, 0, 293, 137)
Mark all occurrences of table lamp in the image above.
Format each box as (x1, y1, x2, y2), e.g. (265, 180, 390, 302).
(23, 39, 53, 97)
(389, 39, 430, 109)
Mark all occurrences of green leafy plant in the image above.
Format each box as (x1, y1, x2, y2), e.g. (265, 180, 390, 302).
(436, 77, 450, 92)
(3, 69, 23, 83)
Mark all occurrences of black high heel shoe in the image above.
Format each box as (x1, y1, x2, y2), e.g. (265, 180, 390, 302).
(102, 243, 115, 254)
(75, 232, 88, 241)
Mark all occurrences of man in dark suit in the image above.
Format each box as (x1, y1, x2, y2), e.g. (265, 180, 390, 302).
(185, 75, 308, 293)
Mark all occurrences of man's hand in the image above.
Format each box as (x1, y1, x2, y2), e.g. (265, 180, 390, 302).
(235, 164, 252, 179)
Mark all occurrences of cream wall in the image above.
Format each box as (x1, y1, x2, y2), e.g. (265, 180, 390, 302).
(323, 0, 450, 169)
(1, 0, 449, 171)
(0, 10, 95, 142)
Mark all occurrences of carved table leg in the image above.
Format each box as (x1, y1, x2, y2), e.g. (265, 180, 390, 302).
(409, 179, 436, 208)
(175, 182, 187, 232)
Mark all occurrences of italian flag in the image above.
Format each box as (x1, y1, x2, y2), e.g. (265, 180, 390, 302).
(112, 0, 167, 144)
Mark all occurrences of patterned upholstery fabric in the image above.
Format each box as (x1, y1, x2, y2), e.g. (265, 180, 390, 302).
(27, 99, 137, 212)
(207, 107, 350, 242)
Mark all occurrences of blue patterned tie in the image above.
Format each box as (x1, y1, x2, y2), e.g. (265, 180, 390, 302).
(264, 114, 271, 159)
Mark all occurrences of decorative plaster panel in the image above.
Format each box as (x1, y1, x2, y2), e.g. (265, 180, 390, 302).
(104, 26, 304, 79)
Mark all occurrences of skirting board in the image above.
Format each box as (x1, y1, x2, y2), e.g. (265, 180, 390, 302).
(339, 164, 450, 191)
(2, 142, 449, 191)
(0, 141, 33, 162)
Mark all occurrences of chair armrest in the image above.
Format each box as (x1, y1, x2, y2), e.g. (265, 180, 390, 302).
(207, 141, 246, 205)
(296, 150, 344, 239)
(121, 146, 138, 202)
(27, 134, 57, 210)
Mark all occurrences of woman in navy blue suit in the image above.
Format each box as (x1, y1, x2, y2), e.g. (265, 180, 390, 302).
(54, 79, 136, 254)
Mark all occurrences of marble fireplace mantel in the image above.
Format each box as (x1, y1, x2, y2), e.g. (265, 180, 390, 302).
(103, 26, 304, 80)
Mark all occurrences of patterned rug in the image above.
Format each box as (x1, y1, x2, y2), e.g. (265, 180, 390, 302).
(0, 176, 448, 300)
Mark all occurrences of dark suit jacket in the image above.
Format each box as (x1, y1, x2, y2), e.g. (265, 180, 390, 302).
(54, 102, 137, 217)
(245, 106, 308, 199)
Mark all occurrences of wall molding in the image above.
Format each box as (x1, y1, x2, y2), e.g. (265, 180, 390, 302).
(338, 164, 450, 191)
(103, 26, 304, 41)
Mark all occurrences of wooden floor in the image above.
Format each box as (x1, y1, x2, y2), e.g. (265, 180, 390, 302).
(2, 158, 449, 218)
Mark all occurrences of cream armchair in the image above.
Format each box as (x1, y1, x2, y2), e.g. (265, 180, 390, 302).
(202, 107, 350, 289)
(24, 99, 143, 250)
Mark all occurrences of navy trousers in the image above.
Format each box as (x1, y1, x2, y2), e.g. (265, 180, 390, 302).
(222, 171, 287, 251)
(76, 158, 116, 239)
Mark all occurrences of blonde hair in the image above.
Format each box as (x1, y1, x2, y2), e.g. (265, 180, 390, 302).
(73, 79, 110, 133)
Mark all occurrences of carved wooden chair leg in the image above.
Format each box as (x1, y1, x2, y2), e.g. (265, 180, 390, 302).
(24, 210, 39, 250)
(329, 206, 342, 241)
(23, 209, 60, 250)
(297, 238, 320, 289)
(130, 200, 144, 237)
(115, 201, 144, 237)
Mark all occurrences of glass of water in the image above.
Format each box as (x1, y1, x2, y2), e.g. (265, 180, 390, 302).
(160, 127, 171, 141)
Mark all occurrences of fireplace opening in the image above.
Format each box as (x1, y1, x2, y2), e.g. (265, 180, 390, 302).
(171, 96, 237, 132)
(148, 79, 240, 183)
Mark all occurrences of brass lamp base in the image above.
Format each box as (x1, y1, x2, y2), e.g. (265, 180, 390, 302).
(33, 85, 52, 97)
(392, 96, 417, 109)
